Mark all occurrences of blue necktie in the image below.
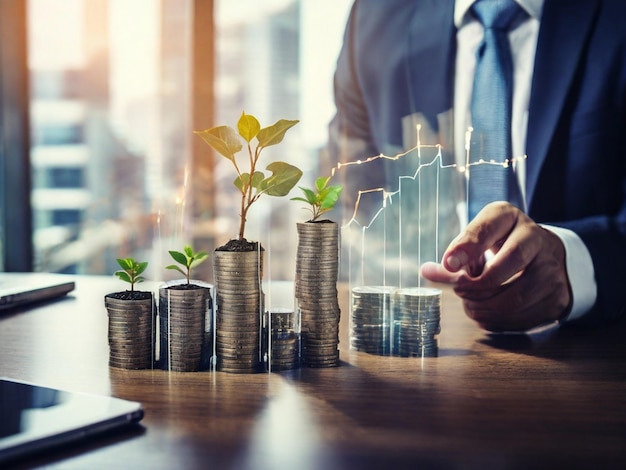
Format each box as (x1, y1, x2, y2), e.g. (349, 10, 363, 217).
(468, 0, 524, 220)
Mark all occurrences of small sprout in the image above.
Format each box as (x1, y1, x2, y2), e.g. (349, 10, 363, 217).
(115, 257, 148, 292)
(166, 245, 209, 285)
(291, 176, 343, 222)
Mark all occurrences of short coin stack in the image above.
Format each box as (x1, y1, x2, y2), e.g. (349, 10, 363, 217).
(105, 293, 155, 369)
(296, 222, 341, 367)
(264, 308, 300, 372)
(350, 285, 395, 355)
(214, 250, 264, 374)
(159, 285, 210, 372)
(392, 287, 441, 358)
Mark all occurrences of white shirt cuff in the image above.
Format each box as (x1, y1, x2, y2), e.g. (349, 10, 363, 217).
(541, 225, 597, 321)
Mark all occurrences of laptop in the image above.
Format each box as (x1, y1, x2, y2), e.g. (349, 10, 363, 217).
(0, 377, 144, 464)
(0, 273, 75, 311)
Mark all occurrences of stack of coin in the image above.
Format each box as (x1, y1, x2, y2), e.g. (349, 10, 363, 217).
(214, 250, 264, 374)
(264, 308, 300, 372)
(392, 287, 441, 357)
(350, 285, 395, 355)
(105, 293, 155, 369)
(159, 285, 211, 372)
(296, 222, 341, 367)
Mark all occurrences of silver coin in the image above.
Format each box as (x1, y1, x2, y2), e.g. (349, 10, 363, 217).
(216, 337, 260, 346)
(218, 360, 260, 369)
(108, 324, 153, 333)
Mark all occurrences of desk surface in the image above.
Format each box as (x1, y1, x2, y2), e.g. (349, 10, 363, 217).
(1, 275, 625, 469)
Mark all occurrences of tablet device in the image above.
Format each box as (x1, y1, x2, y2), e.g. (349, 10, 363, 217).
(0, 273, 75, 311)
(0, 377, 144, 464)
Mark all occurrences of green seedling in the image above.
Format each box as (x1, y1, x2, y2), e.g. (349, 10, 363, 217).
(115, 257, 148, 292)
(195, 111, 302, 240)
(292, 176, 343, 222)
(166, 245, 209, 285)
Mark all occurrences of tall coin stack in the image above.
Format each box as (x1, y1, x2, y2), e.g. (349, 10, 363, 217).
(214, 250, 264, 374)
(105, 293, 155, 369)
(350, 285, 395, 355)
(295, 222, 341, 367)
(392, 287, 441, 357)
(264, 307, 300, 372)
(159, 284, 211, 372)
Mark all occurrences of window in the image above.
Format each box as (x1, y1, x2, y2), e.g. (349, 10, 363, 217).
(51, 209, 82, 226)
(35, 124, 84, 146)
(48, 168, 85, 189)
(2, 0, 352, 280)
(0, 0, 31, 272)
(27, 0, 200, 276)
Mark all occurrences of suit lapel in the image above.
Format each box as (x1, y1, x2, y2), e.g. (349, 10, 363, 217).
(526, 0, 599, 206)
(404, 0, 456, 131)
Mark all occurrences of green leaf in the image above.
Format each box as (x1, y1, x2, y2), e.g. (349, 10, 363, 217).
(256, 119, 299, 148)
(184, 245, 194, 258)
(237, 112, 260, 142)
(234, 173, 249, 192)
(194, 126, 242, 162)
(298, 187, 318, 205)
(290, 196, 310, 204)
(190, 252, 209, 269)
(135, 276, 145, 284)
(320, 185, 343, 210)
(315, 176, 330, 192)
(236, 171, 265, 191)
(250, 171, 265, 189)
(168, 250, 189, 267)
(258, 162, 302, 197)
(330, 184, 344, 193)
(136, 261, 149, 276)
(320, 192, 340, 210)
(116, 258, 131, 270)
(115, 271, 132, 283)
(318, 184, 338, 201)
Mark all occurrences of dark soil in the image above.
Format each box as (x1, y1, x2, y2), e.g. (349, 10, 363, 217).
(106, 291, 152, 301)
(165, 283, 208, 290)
(306, 219, 334, 223)
(216, 238, 265, 252)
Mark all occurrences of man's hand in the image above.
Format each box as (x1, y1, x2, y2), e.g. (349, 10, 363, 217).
(420, 202, 572, 332)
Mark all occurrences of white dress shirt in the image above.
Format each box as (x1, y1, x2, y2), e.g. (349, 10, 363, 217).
(453, 0, 596, 321)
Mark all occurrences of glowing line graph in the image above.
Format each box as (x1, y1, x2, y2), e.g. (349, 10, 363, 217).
(330, 125, 527, 230)
(328, 125, 527, 288)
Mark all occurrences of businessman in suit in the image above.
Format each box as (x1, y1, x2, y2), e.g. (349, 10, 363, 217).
(328, 0, 626, 331)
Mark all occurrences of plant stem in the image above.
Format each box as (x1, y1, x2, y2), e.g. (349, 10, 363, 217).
(237, 142, 258, 240)
(239, 195, 247, 240)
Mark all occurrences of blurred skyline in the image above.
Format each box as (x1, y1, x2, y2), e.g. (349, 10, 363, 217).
(25, 0, 354, 277)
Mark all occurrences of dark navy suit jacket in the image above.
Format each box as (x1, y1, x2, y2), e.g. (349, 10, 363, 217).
(328, 0, 626, 323)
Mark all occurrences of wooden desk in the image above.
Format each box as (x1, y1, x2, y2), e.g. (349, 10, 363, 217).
(1, 275, 625, 469)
